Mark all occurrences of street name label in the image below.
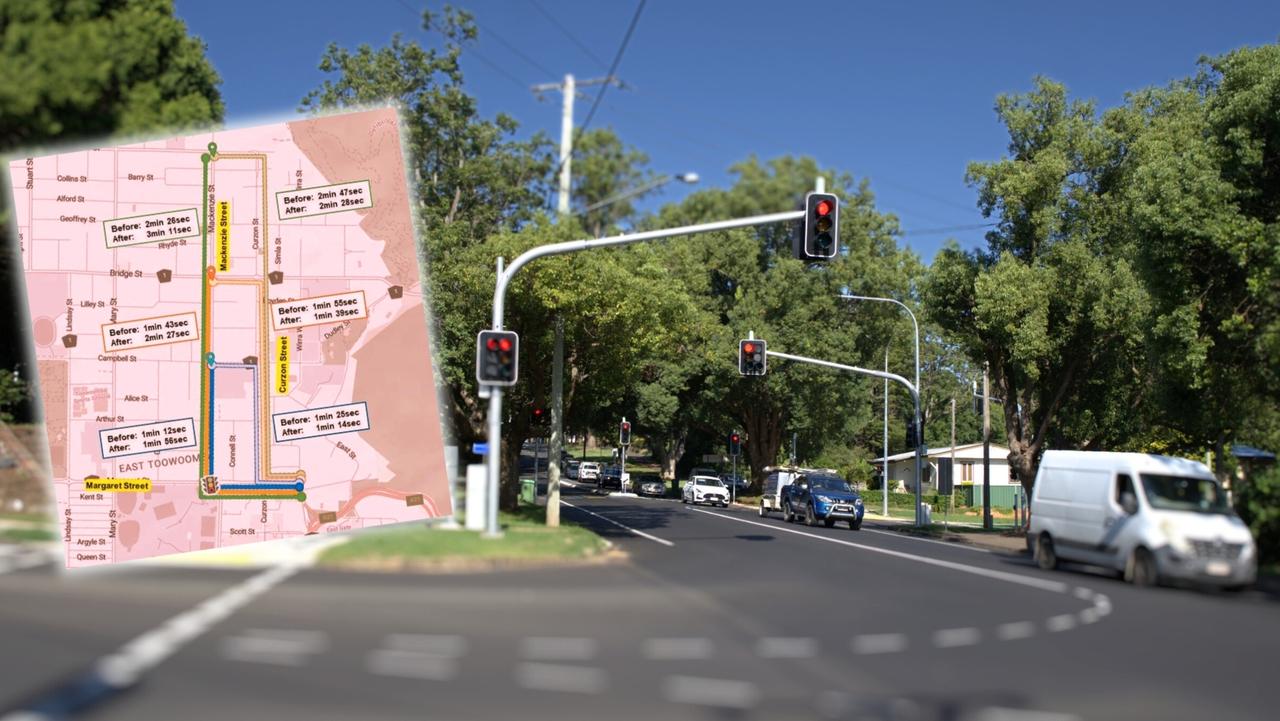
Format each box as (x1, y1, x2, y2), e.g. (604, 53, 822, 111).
(99, 418, 197, 459)
(270, 291, 368, 330)
(272, 401, 370, 442)
(216, 200, 231, 271)
(275, 335, 290, 395)
(83, 477, 152, 493)
(275, 180, 372, 220)
(101, 311, 199, 352)
(103, 208, 200, 249)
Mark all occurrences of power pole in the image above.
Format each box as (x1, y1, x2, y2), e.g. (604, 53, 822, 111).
(949, 397, 956, 530)
(532, 73, 623, 525)
(882, 346, 889, 518)
(982, 361, 992, 530)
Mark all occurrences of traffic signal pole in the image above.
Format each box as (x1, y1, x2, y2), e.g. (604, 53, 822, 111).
(483, 208, 807, 537)
(764, 348, 926, 527)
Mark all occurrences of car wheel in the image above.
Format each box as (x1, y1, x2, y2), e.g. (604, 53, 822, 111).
(804, 503, 818, 527)
(681, 495, 687, 504)
(823, 518, 835, 528)
(1035, 533, 1058, 571)
(1125, 547, 1159, 587)
(784, 501, 794, 523)
(850, 519, 862, 530)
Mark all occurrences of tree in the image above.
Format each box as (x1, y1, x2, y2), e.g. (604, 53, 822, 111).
(0, 0, 224, 412)
(924, 78, 1151, 491)
(570, 127, 656, 237)
(0, 370, 28, 423)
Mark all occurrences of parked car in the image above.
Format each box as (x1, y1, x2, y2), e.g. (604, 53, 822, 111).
(720, 473, 749, 494)
(636, 474, 666, 497)
(782, 472, 864, 529)
(683, 475, 729, 507)
(1029, 450, 1256, 589)
(565, 460, 580, 480)
(578, 462, 601, 484)
(599, 465, 627, 492)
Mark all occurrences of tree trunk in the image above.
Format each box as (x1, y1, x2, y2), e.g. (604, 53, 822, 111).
(650, 428, 688, 481)
(743, 404, 784, 490)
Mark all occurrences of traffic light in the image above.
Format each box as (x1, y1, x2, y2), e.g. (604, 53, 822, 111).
(729, 432, 741, 457)
(906, 419, 922, 447)
(531, 407, 547, 425)
(803, 192, 839, 258)
(738, 338, 767, 376)
(619, 419, 632, 446)
(475, 330, 518, 386)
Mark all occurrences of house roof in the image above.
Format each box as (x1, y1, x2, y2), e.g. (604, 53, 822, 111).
(1232, 444, 1276, 461)
(877, 442, 1011, 464)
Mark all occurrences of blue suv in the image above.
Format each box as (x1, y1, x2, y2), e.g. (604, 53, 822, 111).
(782, 473, 864, 529)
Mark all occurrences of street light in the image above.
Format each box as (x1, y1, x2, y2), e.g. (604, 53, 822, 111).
(578, 172, 699, 215)
(838, 293, 922, 524)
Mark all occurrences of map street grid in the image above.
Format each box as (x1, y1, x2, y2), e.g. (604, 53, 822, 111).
(7, 107, 452, 567)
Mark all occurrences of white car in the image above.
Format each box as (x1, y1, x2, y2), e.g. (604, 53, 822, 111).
(578, 462, 601, 483)
(1029, 450, 1256, 588)
(683, 475, 729, 507)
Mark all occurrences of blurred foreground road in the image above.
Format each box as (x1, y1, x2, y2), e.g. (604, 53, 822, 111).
(0, 486, 1276, 721)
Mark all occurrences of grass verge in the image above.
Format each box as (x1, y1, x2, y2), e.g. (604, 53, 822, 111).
(0, 526, 56, 543)
(318, 505, 612, 572)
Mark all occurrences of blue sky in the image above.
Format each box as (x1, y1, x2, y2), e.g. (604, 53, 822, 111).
(173, 0, 1280, 261)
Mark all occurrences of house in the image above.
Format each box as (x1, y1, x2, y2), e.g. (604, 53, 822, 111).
(876, 442, 1014, 494)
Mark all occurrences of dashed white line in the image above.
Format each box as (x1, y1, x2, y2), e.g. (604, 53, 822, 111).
(851, 633, 908, 655)
(755, 636, 817, 659)
(933, 627, 982, 648)
(1045, 614, 1077, 632)
(521, 636, 598, 661)
(515, 662, 608, 694)
(643, 637, 713, 660)
(220, 629, 329, 666)
(366, 649, 458, 681)
(560, 500, 675, 547)
(662, 675, 760, 709)
(969, 707, 1082, 721)
(381, 633, 468, 657)
(995, 621, 1037, 641)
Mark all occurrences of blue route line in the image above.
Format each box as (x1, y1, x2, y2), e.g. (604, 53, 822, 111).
(208, 361, 297, 491)
(207, 367, 215, 474)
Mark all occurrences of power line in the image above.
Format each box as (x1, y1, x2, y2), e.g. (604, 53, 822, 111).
(385, 0, 532, 90)
(471, 18, 558, 79)
(526, 0, 611, 70)
(900, 222, 996, 236)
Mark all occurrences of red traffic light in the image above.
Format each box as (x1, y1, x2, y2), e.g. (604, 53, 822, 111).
(816, 200, 832, 216)
(622, 422, 630, 430)
(731, 434, 740, 442)
(743, 342, 756, 353)
(534, 408, 544, 417)
(486, 338, 498, 351)
(498, 337, 512, 351)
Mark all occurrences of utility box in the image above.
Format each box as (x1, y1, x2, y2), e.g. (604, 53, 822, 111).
(465, 464, 487, 531)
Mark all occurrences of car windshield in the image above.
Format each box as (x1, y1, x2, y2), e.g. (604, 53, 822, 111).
(696, 477, 725, 487)
(1139, 474, 1232, 514)
(808, 476, 852, 492)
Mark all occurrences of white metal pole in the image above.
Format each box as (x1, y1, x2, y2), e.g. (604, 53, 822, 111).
(556, 73, 574, 215)
(484, 257, 505, 538)
(547, 318, 563, 526)
(883, 347, 889, 519)
(983, 361, 992, 530)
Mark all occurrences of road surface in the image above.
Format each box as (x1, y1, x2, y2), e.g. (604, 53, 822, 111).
(0, 486, 1275, 720)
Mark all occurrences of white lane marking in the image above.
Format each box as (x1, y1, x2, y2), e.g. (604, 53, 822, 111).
(383, 633, 467, 657)
(366, 649, 457, 681)
(1077, 608, 1100, 625)
(662, 675, 760, 709)
(1092, 594, 1112, 616)
(756, 636, 817, 659)
(851, 633, 908, 655)
(861, 527, 992, 554)
(521, 636, 598, 661)
(92, 561, 303, 688)
(995, 621, 1037, 641)
(1045, 614, 1077, 633)
(687, 508, 1069, 593)
(643, 637, 713, 660)
(969, 707, 1082, 721)
(560, 500, 674, 547)
(1072, 586, 1095, 601)
(0, 546, 54, 575)
(933, 627, 981, 648)
(220, 629, 329, 666)
(515, 662, 607, 694)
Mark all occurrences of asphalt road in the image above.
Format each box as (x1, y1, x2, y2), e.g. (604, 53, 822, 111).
(0, 487, 1276, 721)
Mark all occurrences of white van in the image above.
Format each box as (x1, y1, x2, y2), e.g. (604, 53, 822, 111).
(1028, 451, 1256, 588)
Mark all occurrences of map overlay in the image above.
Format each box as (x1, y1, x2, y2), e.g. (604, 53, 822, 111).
(8, 107, 452, 567)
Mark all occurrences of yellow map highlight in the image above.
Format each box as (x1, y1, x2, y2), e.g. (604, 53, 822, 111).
(215, 200, 231, 272)
(275, 335, 290, 395)
(84, 478, 152, 493)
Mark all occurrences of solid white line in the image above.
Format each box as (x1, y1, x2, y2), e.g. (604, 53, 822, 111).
(861, 527, 992, 553)
(995, 621, 1037, 641)
(851, 633, 908, 655)
(662, 676, 760, 709)
(687, 508, 1069, 594)
(560, 500, 674, 547)
(515, 662, 607, 694)
(755, 636, 817, 659)
(521, 636, 598, 661)
(643, 637, 713, 660)
(933, 627, 981, 648)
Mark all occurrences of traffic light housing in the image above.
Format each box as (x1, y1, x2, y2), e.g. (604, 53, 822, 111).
(906, 419, 922, 447)
(619, 420, 632, 446)
(729, 432, 741, 457)
(803, 192, 839, 259)
(739, 339, 767, 376)
(531, 407, 547, 426)
(476, 330, 518, 386)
